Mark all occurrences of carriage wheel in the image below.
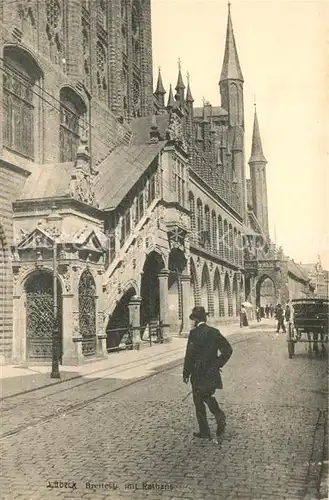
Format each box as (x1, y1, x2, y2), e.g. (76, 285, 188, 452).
(288, 341, 295, 359)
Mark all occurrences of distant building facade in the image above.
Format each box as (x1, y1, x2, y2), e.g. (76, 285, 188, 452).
(301, 258, 329, 300)
(0, 1, 312, 364)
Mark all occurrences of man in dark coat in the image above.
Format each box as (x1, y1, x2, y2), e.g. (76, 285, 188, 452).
(183, 306, 233, 439)
(275, 303, 286, 333)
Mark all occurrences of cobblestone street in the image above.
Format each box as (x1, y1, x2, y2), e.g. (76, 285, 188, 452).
(0, 328, 327, 500)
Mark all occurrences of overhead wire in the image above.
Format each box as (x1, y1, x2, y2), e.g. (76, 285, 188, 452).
(0, 58, 240, 244)
(0, 58, 180, 199)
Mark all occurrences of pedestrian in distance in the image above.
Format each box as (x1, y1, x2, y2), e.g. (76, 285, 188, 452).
(256, 306, 261, 323)
(265, 304, 270, 318)
(275, 303, 286, 333)
(183, 306, 233, 440)
(240, 305, 249, 327)
(270, 304, 274, 318)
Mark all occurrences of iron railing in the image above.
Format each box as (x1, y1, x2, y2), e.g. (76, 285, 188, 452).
(106, 320, 170, 353)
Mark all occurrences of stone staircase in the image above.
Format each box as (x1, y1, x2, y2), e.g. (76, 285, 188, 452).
(102, 200, 160, 319)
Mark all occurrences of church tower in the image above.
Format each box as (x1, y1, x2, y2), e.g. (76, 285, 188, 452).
(248, 106, 269, 237)
(219, 4, 246, 219)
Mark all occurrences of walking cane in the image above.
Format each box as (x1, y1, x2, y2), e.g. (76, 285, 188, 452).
(182, 389, 192, 402)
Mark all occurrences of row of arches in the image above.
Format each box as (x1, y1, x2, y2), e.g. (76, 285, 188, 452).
(190, 259, 242, 319)
(189, 192, 243, 266)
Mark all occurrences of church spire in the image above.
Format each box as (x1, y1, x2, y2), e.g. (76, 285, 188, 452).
(249, 105, 267, 164)
(155, 67, 166, 95)
(175, 58, 185, 104)
(186, 71, 194, 103)
(167, 84, 175, 110)
(220, 3, 244, 83)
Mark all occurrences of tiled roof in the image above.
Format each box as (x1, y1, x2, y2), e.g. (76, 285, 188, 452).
(94, 142, 166, 210)
(19, 162, 75, 200)
(193, 106, 228, 119)
(287, 260, 309, 282)
(130, 114, 169, 145)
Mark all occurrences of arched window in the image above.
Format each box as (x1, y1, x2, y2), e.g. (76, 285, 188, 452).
(122, 66, 128, 115)
(212, 211, 218, 254)
(45, 0, 62, 64)
(3, 46, 42, 160)
(131, 0, 141, 117)
(238, 231, 243, 265)
(223, 219, 229, 260)
(205, 205, 211, 251)
(234, 227, 238, 264)
(189, 192, 196, 235)
(60, 87, 87, 162)
(229, 224, 233, 262)
(218, 215, 224, 258)
(197, 199, 203, 245)
(132, 76, 141, 117)
(121, 0, 128, 56)
(131, 1, 141, 68)
(82, 26, 90, 83)
(96, 40, 108, 102)
(97, 0, 107, 29)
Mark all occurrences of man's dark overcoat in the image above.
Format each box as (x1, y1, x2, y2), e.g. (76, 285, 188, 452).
(183, 323, 233, 392)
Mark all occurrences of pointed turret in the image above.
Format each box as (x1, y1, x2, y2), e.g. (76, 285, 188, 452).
(155, 68, 166, 95)
(175, 58, 185, 104)
(149, 114, 160, 143)
(248, 105, 269, 237)
(186, 80, 194, 104)
(154, 68, 166, 112)
(249, 106, 267, 163)
(167, 84, 175, 110)
(220, 4, 244, 83)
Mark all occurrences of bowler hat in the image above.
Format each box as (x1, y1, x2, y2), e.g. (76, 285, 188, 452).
(189, 306, 208, 322)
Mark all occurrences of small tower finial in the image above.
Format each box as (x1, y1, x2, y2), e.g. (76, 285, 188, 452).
(228, 1, 231, 12)
(178, 57, 181, 71)
(253, 94, 257, 110)
(186, 70, 190, 85)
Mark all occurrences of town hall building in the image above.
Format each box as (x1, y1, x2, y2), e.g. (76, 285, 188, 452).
(0, 0, 312, 364)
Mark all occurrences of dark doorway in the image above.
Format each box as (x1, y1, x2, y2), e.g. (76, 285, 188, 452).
(106, 287, 136, 350)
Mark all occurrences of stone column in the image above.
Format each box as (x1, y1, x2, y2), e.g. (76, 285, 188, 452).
(180, 272, 191, 337)
(158, 269, 170, 339)
(61, 294, 77, 365)
(128, 295, 142, 349)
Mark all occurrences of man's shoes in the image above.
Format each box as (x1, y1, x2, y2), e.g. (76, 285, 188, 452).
(216, 421, 226, 437)
(193, 432, 211, 439)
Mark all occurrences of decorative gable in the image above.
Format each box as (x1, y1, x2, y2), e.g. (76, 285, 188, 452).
(16, 227, 55, 250)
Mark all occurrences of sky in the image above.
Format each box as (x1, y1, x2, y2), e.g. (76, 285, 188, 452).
(151, 0, 328, 269)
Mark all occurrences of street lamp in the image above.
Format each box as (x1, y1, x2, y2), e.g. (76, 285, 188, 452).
(46, 205, 62, 379)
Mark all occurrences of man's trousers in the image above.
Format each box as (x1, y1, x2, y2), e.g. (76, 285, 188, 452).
(192, 386, 225, 436)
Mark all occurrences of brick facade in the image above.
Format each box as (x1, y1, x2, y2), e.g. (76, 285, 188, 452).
(0, 3, 312, 362)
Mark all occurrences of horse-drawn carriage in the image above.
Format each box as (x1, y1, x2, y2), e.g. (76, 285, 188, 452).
(287, 298, 329, 358)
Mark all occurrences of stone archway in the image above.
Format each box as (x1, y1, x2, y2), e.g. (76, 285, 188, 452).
(256, 274, 276, 308)
(25, 270, 62, 361)
(140, 251, 165, 328)
(213, 268, 222, 319)
(190, 258, 198, 311)
(106, 286, 136, 351)
(168, 248, 187, 332)
(201, 264, 212, 315)
(232, 274, 240, 316)
(223, 273, 232, 317)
